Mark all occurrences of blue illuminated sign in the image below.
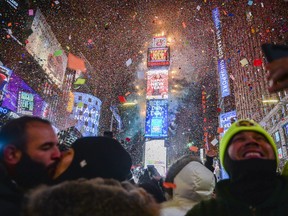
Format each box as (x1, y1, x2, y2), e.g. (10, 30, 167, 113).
(71, 92, 102, 137)
(145, 99, 168, 138)
(218, 60, 230, 98)
(219, 110, 237, 133)
(212, 7, 230, 98)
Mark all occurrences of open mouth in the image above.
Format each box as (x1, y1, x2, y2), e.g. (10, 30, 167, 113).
(243, 152, 263, 159)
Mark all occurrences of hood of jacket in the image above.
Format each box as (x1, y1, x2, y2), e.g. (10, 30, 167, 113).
(172, 161, 215, 202)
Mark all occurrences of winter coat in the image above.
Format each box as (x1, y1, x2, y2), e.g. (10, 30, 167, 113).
(0, 164, 23, 216)
(161, 161, 215, 216)
(185, 176, 288, 216)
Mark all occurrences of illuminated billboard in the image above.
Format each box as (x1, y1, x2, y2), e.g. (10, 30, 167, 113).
(17, 91, 34, 115)
(219, 110, 237, 134)
(144, 139, 167, 176)
(147, 47, 170, 67)
(145, 99, 168, 138)
(152, 36, 167, 47)
(0, 66, 13, 101)
(26, 9, 67, 87)
(146, 70, 168, 99)
(70, 92, 102, 137)
(2, 72, 46, 117)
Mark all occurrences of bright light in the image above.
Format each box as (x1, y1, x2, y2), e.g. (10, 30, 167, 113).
(122, 102, 137, 106)
(262, 99, 279, 103)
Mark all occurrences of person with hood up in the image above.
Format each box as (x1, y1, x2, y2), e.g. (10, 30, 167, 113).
(161, 155, 215, 216)
(185, 119, 288, 216)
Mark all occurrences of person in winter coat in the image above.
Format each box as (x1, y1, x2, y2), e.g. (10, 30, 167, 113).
(0, 116, 61, 216)
(138, 167, 167, 203)
(23, 178, 160, 216)
(185, 119, 288, 216)
(161, 155, 215, 216)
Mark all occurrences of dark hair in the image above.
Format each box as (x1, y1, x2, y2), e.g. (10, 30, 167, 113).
(165, 155, 202, 197)
(0, 116, 51, 158)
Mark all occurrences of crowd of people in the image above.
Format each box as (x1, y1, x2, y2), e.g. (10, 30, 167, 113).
(0, 56, 288, 215)
(1, 115, 288, 215)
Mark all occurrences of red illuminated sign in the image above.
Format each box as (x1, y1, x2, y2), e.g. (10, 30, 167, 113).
(147, 47, 170, 67)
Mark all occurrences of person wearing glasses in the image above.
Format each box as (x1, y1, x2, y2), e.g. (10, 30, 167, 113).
(185, 119, 288, 216)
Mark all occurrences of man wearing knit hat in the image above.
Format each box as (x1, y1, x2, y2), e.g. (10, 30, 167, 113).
(52, 136, 132, 183)
(185, 119, 288, 216)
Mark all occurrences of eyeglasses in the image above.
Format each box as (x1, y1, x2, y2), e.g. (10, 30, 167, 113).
(235, 120, 256, 127)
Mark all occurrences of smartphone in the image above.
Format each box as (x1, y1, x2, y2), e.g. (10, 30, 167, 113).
(261, 43, 288, 62)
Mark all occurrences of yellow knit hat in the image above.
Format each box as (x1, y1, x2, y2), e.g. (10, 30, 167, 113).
(220, 119, 279, 171)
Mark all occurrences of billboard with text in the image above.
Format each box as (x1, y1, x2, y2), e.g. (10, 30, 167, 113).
(145, 99, 168, 138)
(70, 92, 102, 137)
(146, 70, 168, 99)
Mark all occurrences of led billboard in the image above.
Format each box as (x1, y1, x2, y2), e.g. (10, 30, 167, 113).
(70, 92, 102, 137)
(147, 47, 170, 67)
(219, 110, 237, 134)
(152, 36, 167, 47)
(25, 9, 67, 86)
(2, 72, 46, 117)
(17, 91, 34, 115)
(0, 65, 13, 101)
(144, 139, 167, 176)
(145, 99, 168, 138)
(146, 70, 168, 99)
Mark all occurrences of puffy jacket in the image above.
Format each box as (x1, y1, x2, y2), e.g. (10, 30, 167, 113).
(185, 176, 288, 216)
(0, 164, 23, 216)
(161, 161, 215, 216)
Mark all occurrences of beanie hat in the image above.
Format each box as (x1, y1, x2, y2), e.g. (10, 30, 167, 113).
(220, 119, 279, 171)
(54, 136, 132, 182)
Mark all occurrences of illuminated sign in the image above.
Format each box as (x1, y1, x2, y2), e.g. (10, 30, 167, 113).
(152, 36, 167, 47)
(144, 139, 167, 176)
(17, 91, 34, 115)
(145, 99, 168, 138)
(219, 110, 237, 134)
(147, 70, 168, 99)
(218, 60, 230, 97)
(2, 73, 46, 117)
(0, 66, 13, 101)
(212, 7, 230, 98)
(71, 92, 102, 137)
(147, 47, 170, 67)
(5, 0, 19, 9)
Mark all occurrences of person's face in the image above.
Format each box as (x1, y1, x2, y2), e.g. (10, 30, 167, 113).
(25, 122, 61, 176)
(53, 148, 74, 179)
(227, 131, 275, 160)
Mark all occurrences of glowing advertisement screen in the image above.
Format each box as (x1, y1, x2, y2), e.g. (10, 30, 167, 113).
(144, 139, 167, 176)
(219, 110, 237, 134)
(70, 92, 102, 137)
(1, 73, 46, 117)
(17, 91, 34, 115)
(0, 66, 12, 92)
(147, 47, 170, 67)
(152, 36, 167, 47)
(25, 9, 67, 86)
(145, 99, 168, 138)
(146, 70, 168, 99)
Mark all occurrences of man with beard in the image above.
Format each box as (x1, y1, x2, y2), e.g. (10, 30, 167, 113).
(185, 119, 288, 216)
(0, 116, 61, 216)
